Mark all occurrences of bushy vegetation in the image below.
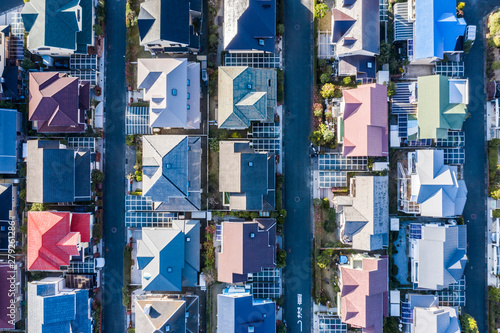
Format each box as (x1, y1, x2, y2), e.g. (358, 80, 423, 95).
(122, 246, 132, 309)
(202, 225, 217, 285)
(314, 3, 329, 19)
(276, 249, 287, 268)
(460, 313, 479, 333)
(488, 139, 500, 197)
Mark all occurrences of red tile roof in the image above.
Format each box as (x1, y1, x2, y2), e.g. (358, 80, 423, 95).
(27, 212, 91, 271)
(29, 72, 90, 133)
(340, 257, 388, 333)
(342, 84, 388, 157)
(70, 213, 91, 243)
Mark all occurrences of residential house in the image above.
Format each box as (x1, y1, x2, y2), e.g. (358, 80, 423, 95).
(417, 75, 468, 140)
(21, 0, 94, 59)
(330, 0, 379, 78)
(27, 211, 93, 271)
(217, 219, 276, 283)
(338, 254, 388, 332)
(0, 183, 17, 252)
(138, 0, 202, 53)
(136, 220, 200, 291)
(217, 66, 276, 130)
(0, 109, 19, 174)
(338, 83, 388, 157)
(28, 277, 91, 333)
(333, 176, 388, 251)
(0, 261, 22, 330)
(29, 72, 90, 133)
(217, 290, 275, 333)
(137, 58, 200, 129)
(142, 135, 201, 211)
(413, 0, 467, 63)
(409, 223, 467, 290)
(134, 294, 199, 333)
(398, 150, 467, 217)
(219, 141, 275, 211)
(403, 294, 460, 333)
(26, 140, 92, 203)
(223, 0, 276, 53)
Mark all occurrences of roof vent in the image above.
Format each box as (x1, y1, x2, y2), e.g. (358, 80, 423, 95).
(167, 267, 173, 273)
(248, 326, 255, 333)
(172, 89, 177, 96)
(248, 162, 253, 167)
(186, 237, 191, 242)
(185, 311, 190, 318)
(247, 84, 252, 89)
(250, 232, 255, 239)
(165, 324, 171, 332)
(144, 272, 152, 280)
(262, 313, 267, 318)
(166, 163, 172, 169)
(367, 62, 373, 68)
(259, 39, 265, 46)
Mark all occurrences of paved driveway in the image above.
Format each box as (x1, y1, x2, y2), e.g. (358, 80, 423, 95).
(462, 1, 498, 332)
(102, 0, 127, 331)
(282, 0, 314, 332)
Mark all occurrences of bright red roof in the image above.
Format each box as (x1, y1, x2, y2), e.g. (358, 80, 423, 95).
(27, 212, 91, 271)
(70, 213, 91, 243)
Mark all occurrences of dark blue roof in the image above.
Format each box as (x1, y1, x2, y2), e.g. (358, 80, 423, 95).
(0, 221, 9, 251)
(0, 109, 17, 174)
(218, 294, 275, 332)
(74, 151, 91, 200)
(0, 184, 12, 221)
(42, 148, 75, 203)
(0, 0, 23, 14)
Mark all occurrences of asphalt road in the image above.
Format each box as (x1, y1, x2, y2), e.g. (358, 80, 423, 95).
(462, 1, 498, 332)
(282, 0, 314, 332)
(102, 0, 127, 331)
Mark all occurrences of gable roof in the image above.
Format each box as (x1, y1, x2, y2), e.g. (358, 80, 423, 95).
(339, 256, 388, 333)
(412, 150, 468, 217)
(417, 75, 467, 139)
(219, 141, 275, 211)
(218, 66, 276, 129)
(27, 212, 91, 271)
(137, 221, 200, 291)
(0, 108, 18, 174)
(137, 58, 200, 129)
(29, 72, 89, 133)
(142, 135, 201, 211)
(21, 0, 94, 53)
(218, 219, 276, 283)
(217, 293, 276, 332)
(28, 278, 91, 333)
(342, 83, 388, 157)
(331, 0, 380, 57)
(336, 176, 388, 251)
(223, 0, 275, 52)
(414, 0, 467, 61)
(414, 224, 467, 290)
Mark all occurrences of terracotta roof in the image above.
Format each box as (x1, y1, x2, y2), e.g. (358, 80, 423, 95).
(342, 84, 388, 157)
(340, 256, 388, 332)
(27, 212, 91, 271)
(217, 219, 276, 283)
(29, 72, 89, 133)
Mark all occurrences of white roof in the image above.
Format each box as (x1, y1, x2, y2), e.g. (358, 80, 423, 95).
(448, 79, 469, 104)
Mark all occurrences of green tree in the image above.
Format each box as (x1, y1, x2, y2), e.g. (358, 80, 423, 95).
(317, 58, 326, 68)
(277, 23, 285, 36)
(19, 189, 26, 201)
(314, 3, 329, 19)
(30, 203, 48, 211)
(320, 83, 336, 99)
(457, 2, 465, 10)
(92, 169, 104, 184)
(460, 313, 478, 333)
(93, 24, 103, 37)
(323, 128, 334, 143)
(333, 88, 343, 98)
(489, 286, 500, 302)
(342, 76, 352, 85)
(320, 73, 331, 84)
(277, 249, 287, 268)
(209, 34, 218, 49)
(387, 82, 397, 97)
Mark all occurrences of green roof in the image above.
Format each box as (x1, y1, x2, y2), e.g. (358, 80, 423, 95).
(417, 75, 467, 139)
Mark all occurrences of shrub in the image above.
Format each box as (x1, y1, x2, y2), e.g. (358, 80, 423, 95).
(320, 83, 336, 99)
(125, 135, 135, 146)
(277, 23, 285, 36)
(493, 61, 500, 70)
(313, 103, 323, 117)
(276, 68, 284, 103)
(317, 59, 326, 68)
(342, 77, 352, 85)
(333, 88, 342, 98)
(494, 35, 500, 48)
(231, 132, 242, 138)
(494, 209, 500, 218)
(277, 249, 287, 268)
(324, 208, 336, 232)
(391, 263, 398, 277)
(320, 73, 331, 84)
(30, 203, 48, 211)
(464, 39, 473, 54)
(387, 82, 396, 97)
(314, 3, 329, 19)
(135, 170, 143, 182)
(321, 197, 330, 209)
(457, 2, 465, 10)
(460, 313, 479, 333)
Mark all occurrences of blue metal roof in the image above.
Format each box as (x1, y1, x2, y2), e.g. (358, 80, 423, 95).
(218, 294, 275, 332)
(415, 0, 466, 60)
(0, 109, 17, 174)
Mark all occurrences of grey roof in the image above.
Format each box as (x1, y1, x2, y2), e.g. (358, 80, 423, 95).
(21, 0, 94, 53)
(26, 140, 91, 203)
(218, 67, 276, 129)
(412, 150, 468, 217)
(336, 176, 388, 251)
(332, 0, 380, 57)
(219, 141, 275, 211)
(0, 109, 18, 174)
(137, 220, 200, 291)
(217, 293, 276, 333)
(134, 295, 199, 333)
(137, 58, 200, 129)
(223, 0, 276, 52)
(414, 306, 460, 333)
(27, 277, 91, 333)
(142, 135, 201, 211)
(414, 224, 467, 290)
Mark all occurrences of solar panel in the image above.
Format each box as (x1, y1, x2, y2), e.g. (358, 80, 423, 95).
(224, 52, 282, 68)
(318, 315, 347, 333)
(443, 148, 465, 164)
(67, 137, 96, 152)
(251, 123, 280, 138)
(125, 211, 175, 228)
(126, 106, 152, 135)
(251, 138, 280, 154)
(216, 224, 222, 242)
(318, 154, 367, 171)
(409, 223, 422, 239)
(436, 131, 465, 147)
(318, 171, 348, 188)
(126, 195, 153, 212)
(408, 139, 432, 147)
(398, 115, 408, 137)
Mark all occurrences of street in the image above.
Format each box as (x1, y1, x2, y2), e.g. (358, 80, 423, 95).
(462, 1, 497, 332)
(102, 0, 127, 331)
(282, 0, 314, 332)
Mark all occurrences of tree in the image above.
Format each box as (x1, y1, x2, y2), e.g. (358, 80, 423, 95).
(30, 203, 48, 211)
(316, 249, 334, 269)
(276, 249, 287, 268)
(320, 73, 331, 84)
(92, 169, 104, 184)
(277, 24, 285, 36)
(19, 189, 26, 201)
(320, 83, 336, 99)
(125, 135, 136, 146)
(209, 34, 218, 50)
(387, 82, 397, 97)
(342, 77, 352, 85)
(460, 313, 478, 333)
(322, 128, 334, 143)
(314, 3, 329, 19)
(93, 24, 103, 37)
(457, 2, 465, 10)
(333, 88, 343, 98)
(317, 58, 326, 68)
(489, 286, 500, 303)
(313, 103, 323, 117)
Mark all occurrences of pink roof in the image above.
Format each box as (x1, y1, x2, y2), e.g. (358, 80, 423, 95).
(342, 84, 388, 157)
(340, 257, 388, 333)
(27, 212, 91, 271)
